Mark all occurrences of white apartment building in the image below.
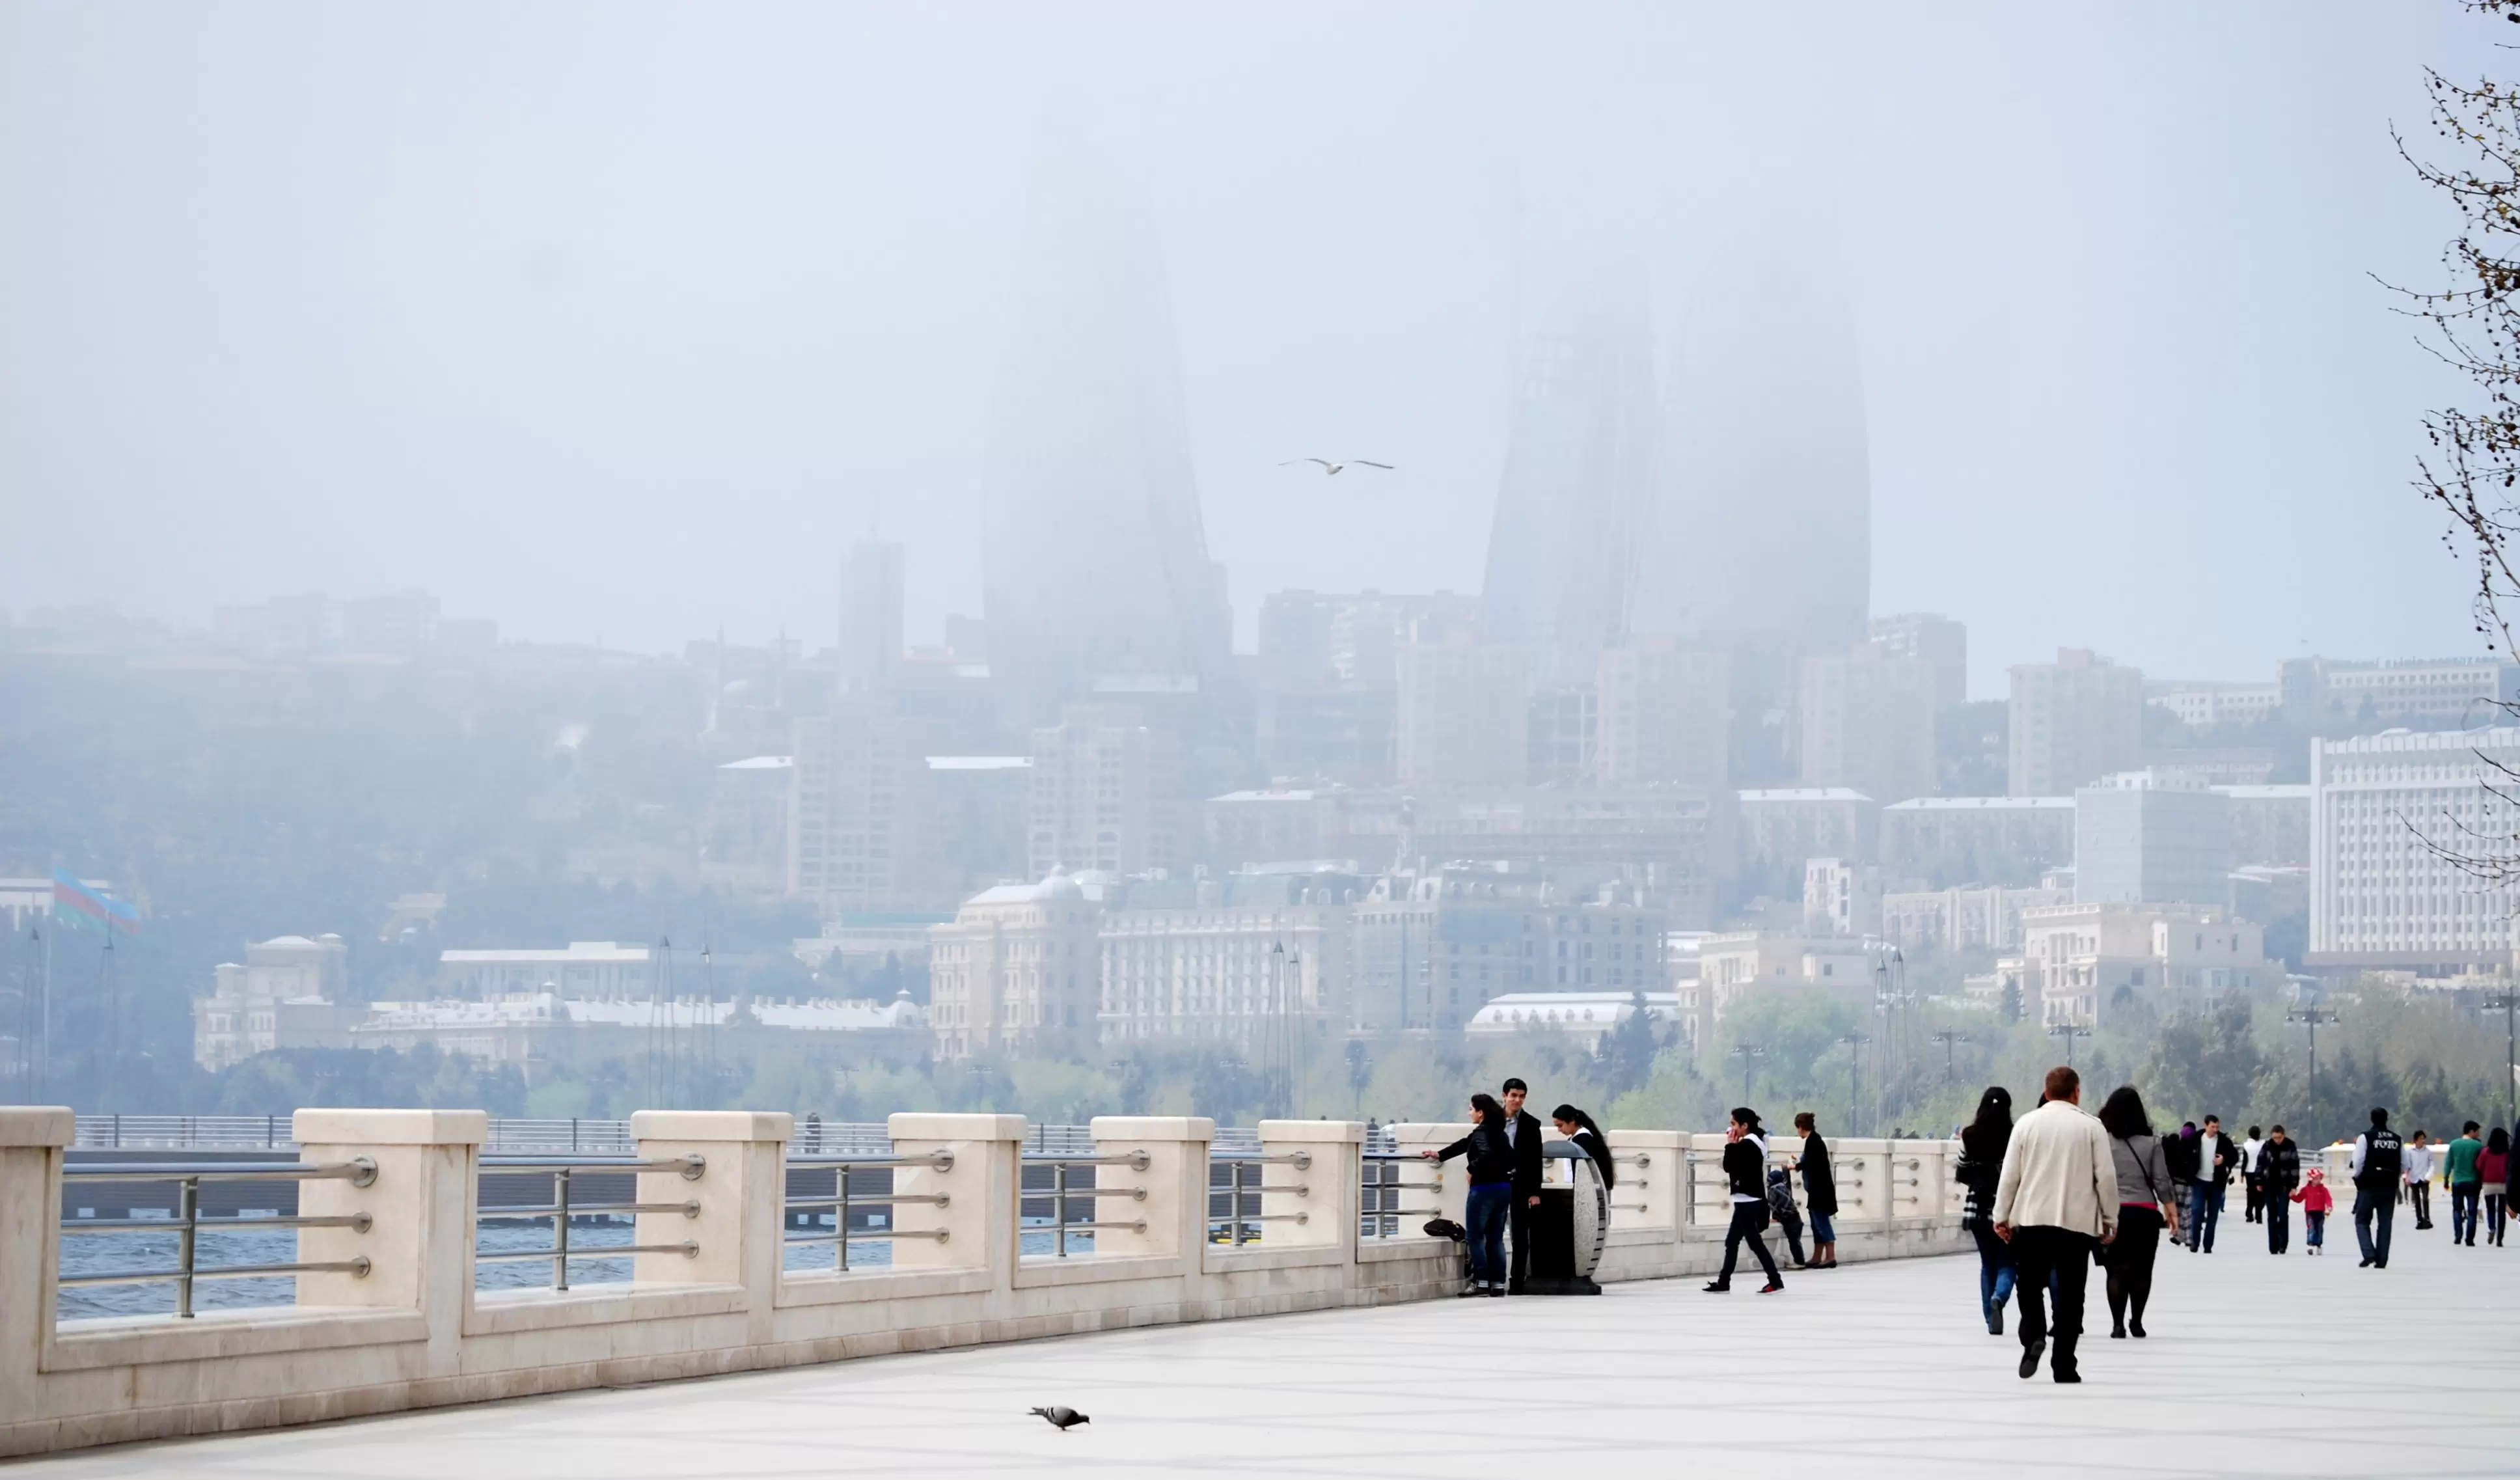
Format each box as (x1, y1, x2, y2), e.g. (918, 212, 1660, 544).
(1880, 796, 2076, 888)
(2286, 655, 2520, 728)
(1881, 884, 2070, 953)
(437, 941, 651, 1000)
(927, 872, 1103, 1059)
(788, 694, 940, 914)
(1801, 640, 1937, 804)
(193, 934, 357, 1071)
(2149, 681, 2282, 730)
(2021, 902, 2269, 1027)
(1738, 788, 1878, 884)
(1027, 704, 1183, 879)
(1099, 897, 1351, 1048)
(1802, 857, 1887, 938)
(2308, 726, 2520, 974)
(2074, 769, 2232, 908)
(2219, 783, 2312, 867)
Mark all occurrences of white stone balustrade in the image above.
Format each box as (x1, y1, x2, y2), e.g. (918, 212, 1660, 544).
(0, 1103, 1964, 1459)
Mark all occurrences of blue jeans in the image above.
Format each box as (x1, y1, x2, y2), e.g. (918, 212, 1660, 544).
(2353, 1185, 2395, 1264)
(1971, 1222, 2016, 1325)
(1809, 1210, 1835, 1244)
(1464, 1183, 1512, 1286)
(2185, 1182, 2223, 1250)
(2452, 1181, 2482, 1243)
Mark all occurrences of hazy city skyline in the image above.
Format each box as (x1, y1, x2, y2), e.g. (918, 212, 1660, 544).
(0, 3, 2499, 695)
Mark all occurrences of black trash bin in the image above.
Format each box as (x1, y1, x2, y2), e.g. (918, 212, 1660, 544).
(1520, 1140, 1608, 1295)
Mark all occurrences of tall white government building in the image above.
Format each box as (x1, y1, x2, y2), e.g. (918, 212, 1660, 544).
(2308, 726, 2520, 974)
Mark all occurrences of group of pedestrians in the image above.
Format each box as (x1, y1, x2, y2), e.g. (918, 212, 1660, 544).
(1423, 1078, 1618, 1295)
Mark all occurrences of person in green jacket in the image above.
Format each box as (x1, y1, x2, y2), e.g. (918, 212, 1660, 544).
(2446, 1121, 2486, 1246)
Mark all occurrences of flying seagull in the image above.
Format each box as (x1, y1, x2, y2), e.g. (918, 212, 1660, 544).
(1030, 1405, 1091, 1431)
(1280, 458, 1393, 476)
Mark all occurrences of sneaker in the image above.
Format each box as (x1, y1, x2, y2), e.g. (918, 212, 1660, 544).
(2019, 1338, 2045, 1380)
(1702, 1281, 1731, 1293)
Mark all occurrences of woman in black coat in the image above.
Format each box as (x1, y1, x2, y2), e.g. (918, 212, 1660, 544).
(1956, 1086, 2015, 1334)
(1425, 1093, 1514, 1296)
(1792, 1110, 1839, 1269)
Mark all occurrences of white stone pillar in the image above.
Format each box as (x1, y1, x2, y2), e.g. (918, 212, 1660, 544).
(629, 1111, 790, 1317)
(1604, 1129, 1682, 1235)
(1255, 1119, 1364, 1251)
(292, 1108, 484, 1372)
(1086, 1116, 1211, 1259)
(0, 1108, 71, 1420)
(886, 1113, 1022, 1276)
(1684, 1132, 1731, 1231)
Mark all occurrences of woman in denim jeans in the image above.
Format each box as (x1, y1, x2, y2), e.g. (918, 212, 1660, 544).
(1956, 1086, 2017, 1335)
(1427, 1093, 1515, 1296)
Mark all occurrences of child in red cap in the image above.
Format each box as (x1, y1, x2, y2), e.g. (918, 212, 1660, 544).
(2292, 1168, 2334, 1255)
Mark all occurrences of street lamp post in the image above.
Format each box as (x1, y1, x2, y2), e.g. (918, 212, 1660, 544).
(1932, 1030, 1970, 1080)
(2484, 994, 2518, 1133)
(1839, 1033, 1870, 1134)
(1731, 1043, 1767, 1106)
(2286, 1005, 2341, 1134)
(2048, 1021, 2091, 1068)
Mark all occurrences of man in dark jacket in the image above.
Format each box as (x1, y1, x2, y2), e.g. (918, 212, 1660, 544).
(1500, 1078, 1546, 1293)
(2259, 1125, 2302, 1255)
(2187, 1116, 2238, 1253)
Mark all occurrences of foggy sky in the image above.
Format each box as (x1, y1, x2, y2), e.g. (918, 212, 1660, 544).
(0, 2, 2496, 693)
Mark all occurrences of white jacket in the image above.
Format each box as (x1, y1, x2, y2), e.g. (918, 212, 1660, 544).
(1992, 1099, 2120, 1240)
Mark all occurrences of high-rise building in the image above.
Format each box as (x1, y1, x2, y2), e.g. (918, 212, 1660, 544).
(2280, 655, 2520, 728)
(1527, 685, 1597, 784)
(2073, 769, 2233, 908)
(2308, 726, 2520, 974)
(1868, 612, 1967, 709)
(927, 872, 1102, 1059)
(788, 694, 941, 916)
(1396, 627, 1528, 789)
(1801, 641, 1937, 804)
(1880, 795, 2077, 888)
(1480, 266, 1658, 688)
(1596, 638, 1729, 789)
(979, 157, 1229, 714)
(1634, 228, 1869, 661)
(1026, 704, 1183, 878)
(836, 538, 904, 695)
(2008, 649, 2143, 797)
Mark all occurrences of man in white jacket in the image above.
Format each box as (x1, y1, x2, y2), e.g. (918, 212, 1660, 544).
(1993, 1064, 2118, 1384)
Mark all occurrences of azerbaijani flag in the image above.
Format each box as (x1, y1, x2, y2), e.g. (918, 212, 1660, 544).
(53, 868, 141, 935)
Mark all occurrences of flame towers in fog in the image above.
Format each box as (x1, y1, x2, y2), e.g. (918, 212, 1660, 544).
(981, 158, 1230, 716)
(1479, 264, 1659, 687)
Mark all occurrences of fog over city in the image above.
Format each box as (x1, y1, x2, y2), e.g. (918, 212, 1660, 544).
(6, 3, 2520, 1149)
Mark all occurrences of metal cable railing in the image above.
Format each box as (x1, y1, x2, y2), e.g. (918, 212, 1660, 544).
(1018, 1148, 1148, 1257)
(59, 1159, 379, 1317)
(1206, 1148, 1312, 1246)
(1359, 1150, 1443, 1239)
(782, 1149, 954, 1271)
(474, 1155, 703, 1291)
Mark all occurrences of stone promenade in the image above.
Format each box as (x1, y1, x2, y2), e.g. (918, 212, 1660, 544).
(19, 1214, 2517, 1479)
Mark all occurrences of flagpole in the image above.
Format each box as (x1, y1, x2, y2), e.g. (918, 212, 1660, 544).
(39, 922, 51, 1103)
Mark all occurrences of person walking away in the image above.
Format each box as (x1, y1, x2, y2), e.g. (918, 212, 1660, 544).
(1498, 1078, 1546, 1293)
(2096, 1085, 2177, 1339)
(2260, 1125, 2301, 1254)
(2446, 1121, 2486, 1246)
(1705, 1107, 1784, 1294)
(1956, 1086, 2017, 1334)
(1425, 1093, 1514, 1296)
(2242, 1126, 2267, 1224)
(2294, 1168, 2334, 1253)
(1792, 1111, 1840, 1269)
(2480, 1128, 2512, 1247)
(2187, 1116, 2236, 1253)
(1766, 1164, 1809, 1268)
(1993, 1066, 2118, 1383)
(1550, 1104, 1617, 1194)
(2349, 1107, 2405, 1268)
(2404, 1131, 2435, 1230)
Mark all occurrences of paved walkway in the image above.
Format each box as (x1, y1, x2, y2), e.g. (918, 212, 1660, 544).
(23, 1216, 2520, 1479)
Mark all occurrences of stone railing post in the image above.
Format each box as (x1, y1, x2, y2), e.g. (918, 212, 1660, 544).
(293, 1108, 485, 1370)
(1684, 1133, 1731, 1230)
(1604, 1130, 1682, 1235)
(1087, 1116, 1211, 1259)
(886, 1113, 1022, 1277)
(1385, 1124, 1469, 1231)
(0, 1108, 72, 1414)
(630, 1112, 791, 1326)
(1255, 1119, 1363, 1252)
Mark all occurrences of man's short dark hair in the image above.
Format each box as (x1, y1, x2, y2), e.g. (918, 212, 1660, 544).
(2249, 1126, 2262, 1138)
(1501, 1077, 1528, 1095)
(2043, 1065, 2079, 1101)
(2370, 1107, 2389, 1127)
(2465, 1119, 2481, 1134)
(2203, 1115, 2221, 1127)
(2270, 1124, 2286, 1135)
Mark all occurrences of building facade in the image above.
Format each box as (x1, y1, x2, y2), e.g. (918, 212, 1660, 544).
(193, 934, 357, 1071)
(1801, 640, 1937, 804)
(2009, 648, 2143, 797)
(1349, 866, 1667, 1034)
(1880, 795, 2076, 889)
(2022, 902, 2268, 1026)
(1026, 704, 1184, 879)
(1880, 884, 2070, 953)
(1868, 612, 1968, 709)
(788, 694, 942, 914)
(1595, 638, 1729, 789)
(2307, 726, 2520, 974)
(437, 941, 651, 1000)
(1098, 879, 1356, 1049)
(1396, 628, 1529, 788)
(2074, 770, 2233, 908)
(927, 873, 1104, 1059)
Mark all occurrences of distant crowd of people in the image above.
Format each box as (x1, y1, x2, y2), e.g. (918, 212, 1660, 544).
(1955, 1063, 2520, 1382)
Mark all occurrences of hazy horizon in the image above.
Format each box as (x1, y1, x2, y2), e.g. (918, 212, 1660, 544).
(1, 2, 2499, 694)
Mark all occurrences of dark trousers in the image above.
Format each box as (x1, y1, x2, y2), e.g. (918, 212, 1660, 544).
(2488, 1192, 2508, 1246)
(2103, 1205, 2163, 1332)
(2243, 1177, 2262, 1222)
(2353, 1185, 2395, 1265)
(2452, 1181, 2482, 1243)
(1718, 1201, 1781, 1286)
(2185, 1182, 2223, 1250)
(2008, 1226, 2094, 1375)
(1507, 1194, 1532, 1291)
(1464, 1183, 1511, 1285)
(2266, 1193, 2292, 1252)
(1776, 1214, 1807, 1267)
(2410, 1179, 2432, 1227)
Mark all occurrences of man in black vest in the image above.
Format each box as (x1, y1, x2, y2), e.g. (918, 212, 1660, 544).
(1499, 1078, 1546, 1293)
(2350, 1106, 2404, 1269)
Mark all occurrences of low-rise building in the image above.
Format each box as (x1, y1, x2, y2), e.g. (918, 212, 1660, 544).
(1881, 795, 2075, 889)
(348, 993, 931, 1075)
(1881, 884, 2070, 953)
(2021, 902, 2269, 1026)
(927, 872, 1103, 1059)
(1098, 868, 1360, 1048)
(1738, 788, 1877, 892)
(1687, 931, 1876, 1047)
(1802, 857, 1889, 938)
(193, 933, 359, 1071)
(1465, 989, 1679, 1051)
(437, 941, 652, 1000)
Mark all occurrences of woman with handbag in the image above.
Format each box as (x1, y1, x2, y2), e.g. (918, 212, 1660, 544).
(2096, 1084, 2178, 1339)
(1956, 1086, 2016, 1335)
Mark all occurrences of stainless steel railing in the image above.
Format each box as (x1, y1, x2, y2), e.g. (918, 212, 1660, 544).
(474, 1155, 703, 1291)
(783, 1150, 955, 1271)
(59, 1158, 379, 1318)
(1019, 1149, 1148, 1257)
(1207, 1149, 1312, 1246)
(1359, 1151, 1444, 1239)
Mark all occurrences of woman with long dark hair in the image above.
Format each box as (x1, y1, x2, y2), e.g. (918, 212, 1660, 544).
(2095, 1084, 2178, 1339)
(1425, 1093, 1514, 1296)
(2482, 1126, 2512, 1247)
(1551, 1103, 1615, 1191)
(1956, 1086, 2016, 1334)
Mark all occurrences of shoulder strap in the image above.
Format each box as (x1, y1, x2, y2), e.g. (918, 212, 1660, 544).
(2118, 1132, 2166, 1206)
